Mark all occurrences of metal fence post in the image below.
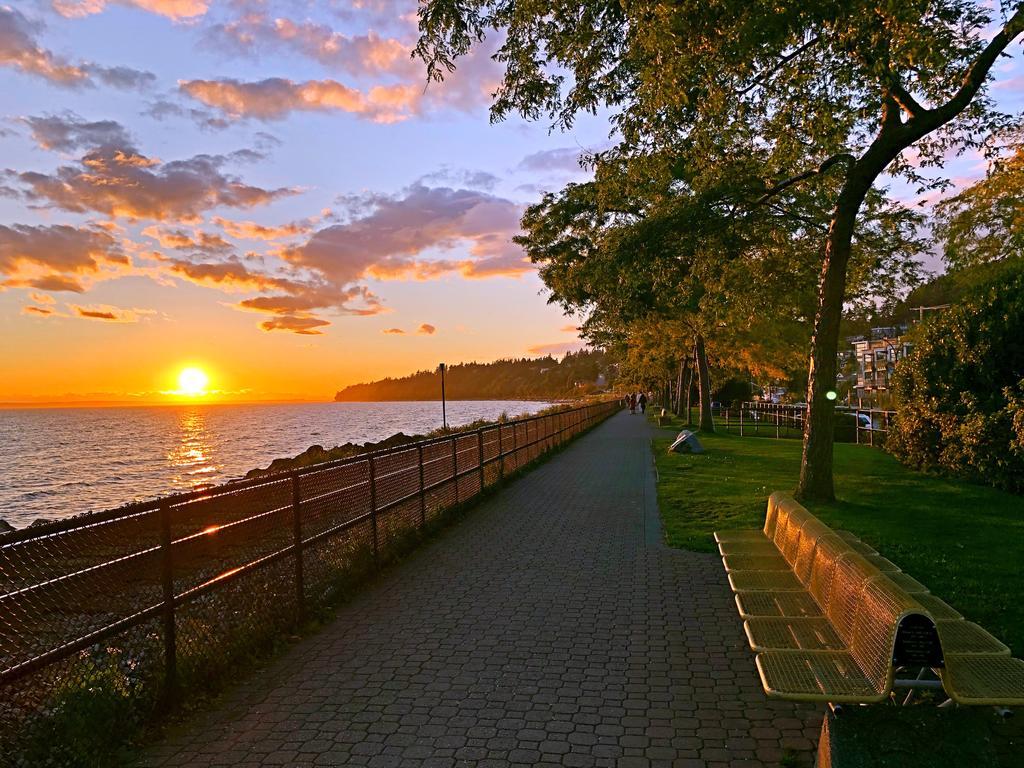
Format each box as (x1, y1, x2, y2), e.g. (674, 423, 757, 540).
(368, 455, 380, 564)
(451, 435, 459, 505)
(740, 407, 744, 437)
(512, 419, 518, 471)
(477, 428, 485, 492)
(159, 502, 177, 704)
(497, 424, 505, 481)
(291, 472, 304, 622)
(417, 443, 426, 528)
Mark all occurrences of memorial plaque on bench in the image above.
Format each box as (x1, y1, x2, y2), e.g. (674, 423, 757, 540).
(893, 614, 944, 668)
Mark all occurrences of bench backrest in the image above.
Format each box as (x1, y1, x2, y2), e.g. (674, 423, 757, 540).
(757, 493, 942, 697)
(851, 575, 931, 690)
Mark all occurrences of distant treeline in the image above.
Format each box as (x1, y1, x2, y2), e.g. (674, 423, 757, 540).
(334, 349, 613, 401)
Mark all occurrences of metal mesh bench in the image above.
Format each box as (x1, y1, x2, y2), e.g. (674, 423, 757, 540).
(716, 492, 1024, 706)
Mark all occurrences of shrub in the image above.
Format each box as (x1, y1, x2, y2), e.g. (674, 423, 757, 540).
(888, 264, 1024, 493)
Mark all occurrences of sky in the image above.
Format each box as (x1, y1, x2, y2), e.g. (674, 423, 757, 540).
(0, 1, 1021, 404)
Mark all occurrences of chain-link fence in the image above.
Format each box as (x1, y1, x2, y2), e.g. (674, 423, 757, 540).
(0, 400, 619, 764)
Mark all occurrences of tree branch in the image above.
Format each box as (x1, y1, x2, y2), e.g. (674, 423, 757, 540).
(756, 153, 856, 204)
(888, 80, 927, 119)
(738, 35, 821, 96)
(906, 6, 1024, 138)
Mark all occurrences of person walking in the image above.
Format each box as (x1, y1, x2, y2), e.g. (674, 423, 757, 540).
(629, 393, 637, 414)
(638, 392, 647, 414)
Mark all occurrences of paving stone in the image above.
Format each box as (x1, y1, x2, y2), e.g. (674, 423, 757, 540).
(133, 413, 819, 767)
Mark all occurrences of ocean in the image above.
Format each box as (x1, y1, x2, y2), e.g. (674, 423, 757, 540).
(0, 400, 556, 528)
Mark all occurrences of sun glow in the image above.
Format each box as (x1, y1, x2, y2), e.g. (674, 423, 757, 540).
(177, 367, 209, 396)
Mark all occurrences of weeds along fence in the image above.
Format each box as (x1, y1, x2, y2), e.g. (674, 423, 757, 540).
(678, 402, 895, 446)
(0, 399, 619, 762)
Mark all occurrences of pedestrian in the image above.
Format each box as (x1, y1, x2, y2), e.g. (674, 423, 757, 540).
(638, 392, 647, 414)
(629, 393, 637, 414)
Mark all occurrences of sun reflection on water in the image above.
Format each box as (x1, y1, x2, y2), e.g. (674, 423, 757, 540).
(167, 408, 219, 489)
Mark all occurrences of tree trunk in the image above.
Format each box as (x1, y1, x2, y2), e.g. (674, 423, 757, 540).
(674, 358, 686, 415)
(796, 172, 875, 501)
(684, 348, 694, 424)
(695, 334, 714, 433)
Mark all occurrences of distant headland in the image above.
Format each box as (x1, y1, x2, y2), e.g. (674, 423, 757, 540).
(334, 351, 612, 402)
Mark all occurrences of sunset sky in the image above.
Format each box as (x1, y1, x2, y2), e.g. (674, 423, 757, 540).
(1, 1, 1022, 404)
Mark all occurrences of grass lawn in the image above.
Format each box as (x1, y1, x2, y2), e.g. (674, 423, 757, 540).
(651, 414, 1024, 656)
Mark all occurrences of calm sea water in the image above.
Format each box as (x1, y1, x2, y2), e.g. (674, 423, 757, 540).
(0, 400, 555, 528)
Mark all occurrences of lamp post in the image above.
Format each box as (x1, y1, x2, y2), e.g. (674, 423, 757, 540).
(439, 362, 447, 431)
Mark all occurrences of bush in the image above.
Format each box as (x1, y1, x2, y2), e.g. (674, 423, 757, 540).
(888, 265, 1024, 493)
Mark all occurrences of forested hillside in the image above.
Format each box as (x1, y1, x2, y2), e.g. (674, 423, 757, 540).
(334, 350, 612, 401)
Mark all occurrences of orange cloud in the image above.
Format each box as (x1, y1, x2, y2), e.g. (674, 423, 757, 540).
(52, 1, 209, 20)
(22, 304, 56, 316)
(142, 226, 233, 254)
(213, 216, 315, 241)
(560, 324, 579, 333)
(382, 327, 405, 334)
(71, 304, 156, 323)
(205, 15, 414, 78)
(417, 323, 436, 335)
(179, 77, 419, 123)
(1, 223, 126, 292)
(283, 183, 532, 285)
(29, 292, 56, 304)
(259, 315, 330, 335)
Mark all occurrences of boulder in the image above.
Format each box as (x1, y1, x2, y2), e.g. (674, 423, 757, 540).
(669, 430, 704, 454)
(0, 518, 15, 534)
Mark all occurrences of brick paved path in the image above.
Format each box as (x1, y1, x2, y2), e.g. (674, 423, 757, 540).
(138, 412, 821, 768)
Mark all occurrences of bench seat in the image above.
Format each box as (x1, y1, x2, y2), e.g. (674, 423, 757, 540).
(722, 553, 790, 572)
(756, 650, 888, 703)
(728, 570, 804, 592)
(717, 537, 779, 556)
(735, 590, 823, 619)
(936, 620, 1009, 656)
(745, 617, 845, 652)
(714, 528, 770, 544)
(942, 655, 1024, 705)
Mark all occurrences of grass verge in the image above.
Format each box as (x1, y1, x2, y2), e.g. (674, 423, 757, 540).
(651, 417, 1024, 656)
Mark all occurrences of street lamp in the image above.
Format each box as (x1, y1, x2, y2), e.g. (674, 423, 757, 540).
(439, 362, 447, 431)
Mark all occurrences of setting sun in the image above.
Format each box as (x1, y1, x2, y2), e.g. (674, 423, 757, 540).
(177, 367, 209, 396)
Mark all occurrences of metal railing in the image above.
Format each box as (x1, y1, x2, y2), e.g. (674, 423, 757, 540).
(0, 399, 618, 757)
(676, 402, 896, 446)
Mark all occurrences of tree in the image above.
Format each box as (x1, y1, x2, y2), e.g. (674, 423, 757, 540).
(888, 265, 1024, 492)
(935, 139, 1024, 269)
(418, 0, 1024, 500)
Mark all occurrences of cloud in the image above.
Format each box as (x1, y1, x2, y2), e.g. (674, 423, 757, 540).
(559, 324, 579, 333)
(259, 315, 331, 335)
(29, 291, 56, 304)
(12, 133, 296, 221)
(23, 113, 133, 152)
(417, 323, 436, 335)
(1, 7, 88, 85)
(141, 225, 233, 254)
(527, 341, 587, 357)
(283, 182, 532, 284)
(382, 327, 405, 334)
(70, 303, 156, 322)
(517, 147, 587, 173)
(179, 77, 420, 123)
(203, 15, 416, 79)
(213, 215, 315, 241)
(0, 223, 126, 292)
(419, 167, 500, 191)
(52, 1, 209, 21)
(144, 99, 232, 131)
(22, 304, 55, 316)
(1, 8, 155, 88)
